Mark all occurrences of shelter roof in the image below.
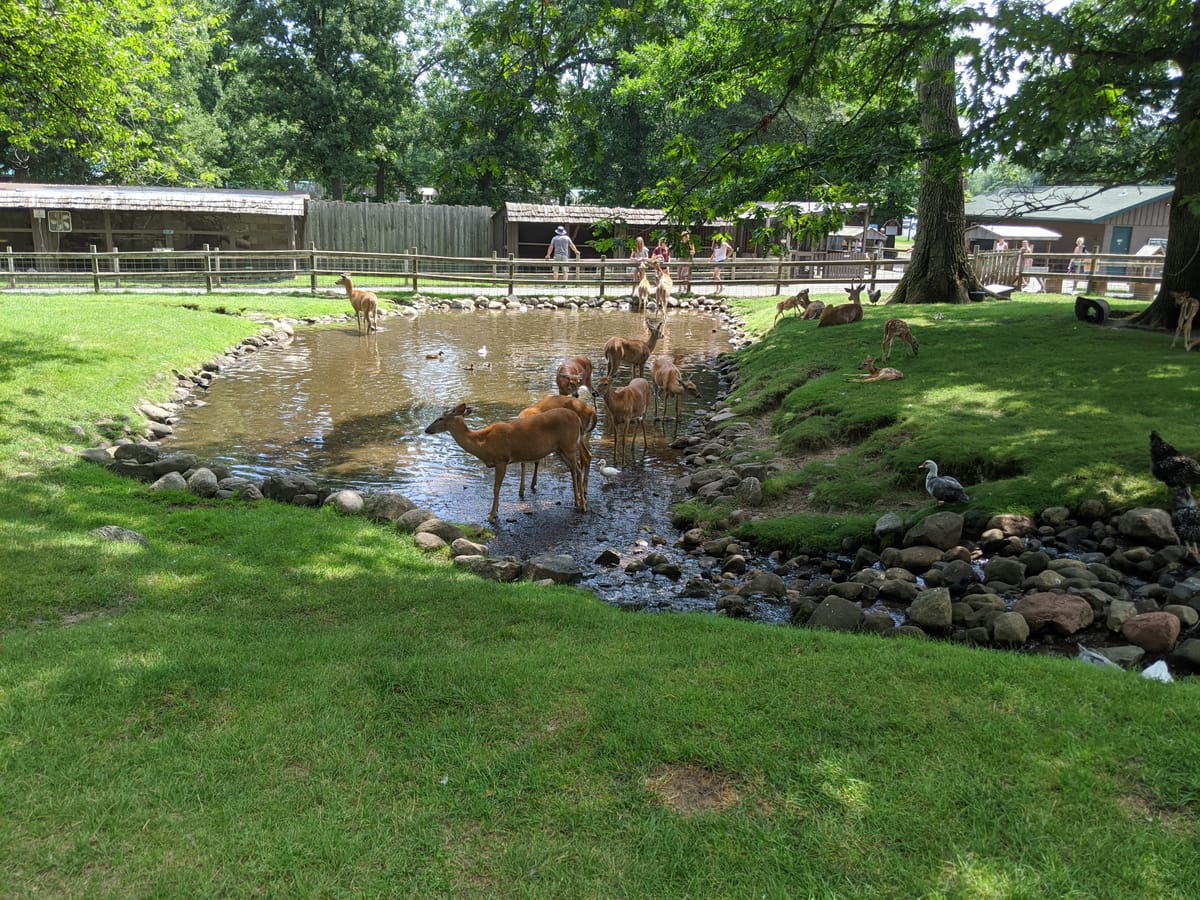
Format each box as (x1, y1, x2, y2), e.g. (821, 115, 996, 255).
(965, 185, 1172, 223)
(966, 224, 1062, 241)
(0, 183, 309, 216)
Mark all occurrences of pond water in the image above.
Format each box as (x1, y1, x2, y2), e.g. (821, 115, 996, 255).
(168, 308, 741, 592)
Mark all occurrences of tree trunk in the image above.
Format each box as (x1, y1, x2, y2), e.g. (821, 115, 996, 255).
(1130, 0, 1200, 328)
(889, 52, 980, 305)
(331, 177, 346, 202)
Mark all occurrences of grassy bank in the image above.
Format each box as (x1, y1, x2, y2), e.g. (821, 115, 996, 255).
(1, 292, 1198, 896)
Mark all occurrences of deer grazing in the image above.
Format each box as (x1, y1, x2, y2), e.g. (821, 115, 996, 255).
(817, 283, 865, 328)
(881, 318, 919, 360)
(847, 355, 904, 383)
(604, 319, 664, 380)
(773, 288, 810, 325)
(424, 403, 586, 522)
(555, 355, 595, 401)
(594, 376, 652, 465)
(517, 394, 597, 498)
(335, 273, 379, 334)
(1172, 290, 1200, 350)
(650, 354, 699, 422)
(652, 258, 673, 318)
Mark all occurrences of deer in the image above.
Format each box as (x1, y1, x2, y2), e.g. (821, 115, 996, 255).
(594, 376, 652, 465)
(335, 273, 379, 334)
(424, 403, 586, 522)
(881, 318, 919, 361)
(817, 283, 865, 328)
(650, 354, 699, 422)
(555, 355, 595, 402)
(652, 258, 673, 318)
(847, 354, 904, 383)
(800, 296, 826, 319)
(1172, 290, 1200, 350)
(517, 394, 597, 498)
(604, 319, 664, 380)
(773, 288, 810, 325)
(633, 261, 652, 315)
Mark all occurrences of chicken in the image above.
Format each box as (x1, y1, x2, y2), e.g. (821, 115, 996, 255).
(867, 287, 882, 305)
(1171, 488, 1200, 556)
(919, 459, 971, 504)
(1149, 431, 1200, 490)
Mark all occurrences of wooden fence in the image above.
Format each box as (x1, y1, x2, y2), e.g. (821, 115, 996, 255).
(304, 201, 493, 257)
(0, 244, 1165, 300)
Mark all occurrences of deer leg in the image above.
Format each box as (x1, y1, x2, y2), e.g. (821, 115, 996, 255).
(490, 463, 507, 521)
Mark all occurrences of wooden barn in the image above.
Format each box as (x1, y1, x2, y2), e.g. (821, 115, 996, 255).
(0, 183, 309, 254)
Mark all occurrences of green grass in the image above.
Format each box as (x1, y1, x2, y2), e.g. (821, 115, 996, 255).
(1, 292, 1198, 896)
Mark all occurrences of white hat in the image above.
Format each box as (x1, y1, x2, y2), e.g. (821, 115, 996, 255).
(555, 226, 566, 235)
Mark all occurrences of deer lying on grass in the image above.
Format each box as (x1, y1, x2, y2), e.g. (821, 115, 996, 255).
(424, 403, 586, 522)
(594, 376, 652, 465)
(847, 355, 903, 383)
(881, 318, 919, 360)
(555, 355, 595, 401)
(773, 288, 810, 325)
(1172, 290, 1200, 350)
(517, 394, 597, 498)
(604, 319, 664, 380)
(817, 283, 865, 328)
(800, 296, 826, 319)
(335, 273, 379, 334)
(653, 258, 673, 318)
(650, 354, 699, 422)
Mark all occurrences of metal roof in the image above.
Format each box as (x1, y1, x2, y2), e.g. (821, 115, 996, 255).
(965, 185, 1173, 223)
(0, 183, 309, 216)
(499, 202, 731, 228)
(966, 224, 1062, 241)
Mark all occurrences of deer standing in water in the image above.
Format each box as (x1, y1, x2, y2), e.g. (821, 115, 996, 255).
(594, 376, 652, 465)
(652, 258, 673, 319)
(335, 273, 379, 334)
(424, 404, 586, 522)
(555, 355, 595, 402)
(516, 394, 597, 497)
(817, 283, 865, 327)
(650, 354, 699, 422)
(881, 318, 919, 361)
(604, 319, 664, 380)
(847, 355, 904, 383)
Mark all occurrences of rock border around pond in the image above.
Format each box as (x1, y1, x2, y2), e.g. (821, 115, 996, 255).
(74, 295, 1199, 679)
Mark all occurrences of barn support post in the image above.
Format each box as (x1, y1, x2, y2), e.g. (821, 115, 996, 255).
(599, 256, 607, 298)
(90, 245, 100, 293)
(203, 244, 213, 293)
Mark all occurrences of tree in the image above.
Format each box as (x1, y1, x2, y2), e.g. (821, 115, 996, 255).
(0, 0, 220, 182)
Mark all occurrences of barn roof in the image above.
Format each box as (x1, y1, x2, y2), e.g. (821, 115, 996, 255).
(0, 183, 309, 216)
(966, 224, 1062, 241)
(965, 185, 1172, 223)
(499, 202, 730, 227)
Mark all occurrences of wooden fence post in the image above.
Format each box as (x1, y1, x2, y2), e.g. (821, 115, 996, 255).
(6, 246, 15, 288)
(309, 243, 318, 294)
(203, 244, 213, 293)
(213, 246, 222, 289)
(90, 245, 100, 293)
(507, 253, 515, 295)
(774, 255, 784, 295)
(111, 246, 121, 288)
(599, 255, 607, 298)
(411, 247, 419, 292)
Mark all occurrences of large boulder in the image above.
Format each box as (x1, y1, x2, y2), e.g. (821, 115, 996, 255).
(1013, 592, 1094, 636)
(908, 587, 953, 632)
(902, 511, 964, 551)
(1116, 508, 1178, 546)
(1121, 612, 1181, 653)
(261, 472, 320, 503)
(524, 553, 582, 584)
(992, 611, 1030, 645)
(806, 596, 864, 632)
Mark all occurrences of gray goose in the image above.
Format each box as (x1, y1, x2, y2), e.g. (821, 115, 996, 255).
(919, 459, 971, 504)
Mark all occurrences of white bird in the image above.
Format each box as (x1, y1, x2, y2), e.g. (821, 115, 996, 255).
(477, 345, 488, 358)
(918, 459, 971, 504)
(597, 458, 620, 485)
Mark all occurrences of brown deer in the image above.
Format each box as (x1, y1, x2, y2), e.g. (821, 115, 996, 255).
(650, 354, 699, 422)
(517, 394, 597, 497)
(881, 318, 919, 360)
(817, 283, 865, 328)
(773, 288, 810, 325)
(1172, 290, 1200, 350)
(652, 258, 673, 318)
(604, 319, 664, 380)
(800, 297, 826, 320)
(594, 376, 652, 465)
(633, 261, 652, 315)
(335, 273, 379, 334)
(847, 355, 904, 383)
(424, 403, 586, 522)
(555, 355, 595, 401)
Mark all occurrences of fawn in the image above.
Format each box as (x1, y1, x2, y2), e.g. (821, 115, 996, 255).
(1172, 291, 1199, 351)
(848, 355, 903, 382)
(881, 318, 919, 360)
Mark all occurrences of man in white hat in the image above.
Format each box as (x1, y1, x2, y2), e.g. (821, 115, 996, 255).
(545, 226, 579, 281)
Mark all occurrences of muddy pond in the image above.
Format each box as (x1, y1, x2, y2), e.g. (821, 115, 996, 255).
(168, 307, 761, 615)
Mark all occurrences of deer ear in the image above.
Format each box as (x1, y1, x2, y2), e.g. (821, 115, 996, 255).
(449, 403, 468, 416)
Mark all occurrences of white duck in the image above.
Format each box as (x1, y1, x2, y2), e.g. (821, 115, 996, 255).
(919, 459, 970, 504)
(597, 458, 620, 485)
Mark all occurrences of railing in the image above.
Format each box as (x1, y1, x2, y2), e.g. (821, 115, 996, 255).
(0, 243, 1165, 300)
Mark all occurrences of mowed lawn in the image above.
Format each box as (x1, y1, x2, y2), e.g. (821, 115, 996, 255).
(0, 291, 1197, 897)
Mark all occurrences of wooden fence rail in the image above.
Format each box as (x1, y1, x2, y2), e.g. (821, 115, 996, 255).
(0, 245, 1165, 300)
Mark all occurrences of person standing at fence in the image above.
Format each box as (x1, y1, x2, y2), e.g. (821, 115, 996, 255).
(677, 231, 696, 294)
(629, 236, 650, 295)
(1068, 236, 1087, 274)
(651, 237, 671, 264)
(710, 235, 732, 294)
(545, 226, 579, 282)
(994, 237, 1008, 252)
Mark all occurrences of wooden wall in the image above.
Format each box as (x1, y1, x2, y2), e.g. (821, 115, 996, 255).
(305, 201, 493, 257)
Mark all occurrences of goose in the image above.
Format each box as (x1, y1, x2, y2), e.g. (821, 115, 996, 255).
(597, 458, 620, 485)
(918, 459, 970, 504)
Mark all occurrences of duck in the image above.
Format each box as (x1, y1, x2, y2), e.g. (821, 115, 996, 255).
(918, 459, 971, 504)
(425, 351, 444, 360)
(1171, 487, 1200, 556)
(477, 345, 488, 358)
(1150, 431, 1200, 491)
(597, 458, 620, 485)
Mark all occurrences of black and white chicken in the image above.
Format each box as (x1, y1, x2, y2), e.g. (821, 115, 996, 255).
(867, 287, 882, 305)
(919, 459, 971, 504)
(1171, 488, 1200, 556)
(1150, 431, 1200, 490)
